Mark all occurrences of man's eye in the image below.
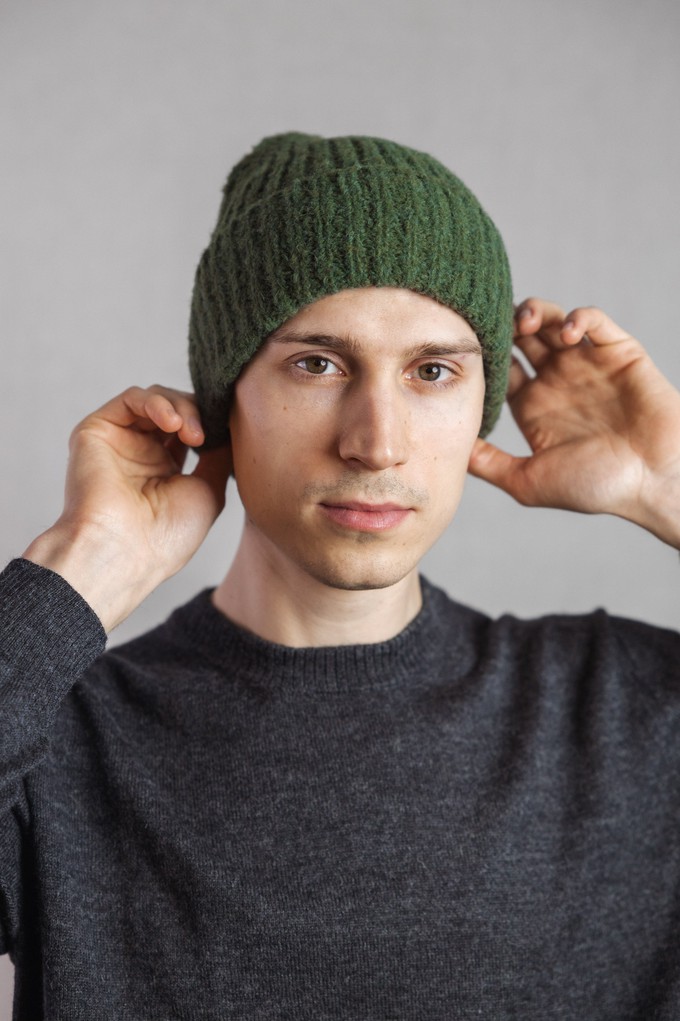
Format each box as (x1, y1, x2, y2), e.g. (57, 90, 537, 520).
(296, 356, 338, 375)
(417, 363, 452, 382)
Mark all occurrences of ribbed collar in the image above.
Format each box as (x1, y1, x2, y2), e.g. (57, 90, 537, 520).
(163, 577, 482, 695)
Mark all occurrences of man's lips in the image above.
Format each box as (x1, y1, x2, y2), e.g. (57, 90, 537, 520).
(319, 501, 413, 532)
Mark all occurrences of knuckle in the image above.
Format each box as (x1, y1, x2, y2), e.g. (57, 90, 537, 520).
(68, 417, 95, 451)
(514, 297, 536, 313)
(67, 424, 82, 450)
(148, 384, 194, 407)
(573, 305, 602, 319)
(121, 384, 145, 402)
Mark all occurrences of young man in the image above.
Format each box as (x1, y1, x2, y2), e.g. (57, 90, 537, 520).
(2, 133, 680, 1018)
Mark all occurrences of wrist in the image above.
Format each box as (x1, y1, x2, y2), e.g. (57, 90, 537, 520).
(22, 521, 162, 632)
(617, 474, 680, 552)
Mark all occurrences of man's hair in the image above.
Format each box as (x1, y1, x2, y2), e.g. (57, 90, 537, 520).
(189, 132, 513, 447)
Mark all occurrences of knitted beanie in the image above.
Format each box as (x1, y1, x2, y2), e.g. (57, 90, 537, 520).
(189, 132, 513, 445)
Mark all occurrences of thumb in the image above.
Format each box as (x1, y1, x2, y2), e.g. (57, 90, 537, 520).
(192, 445, 232, 513)
(468, 438, 529, 500)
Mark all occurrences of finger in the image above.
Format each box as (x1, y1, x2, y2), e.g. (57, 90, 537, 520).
(146, 385, 205, 445)
(561, 306, 633, 347)
(514, 298, 567, 346)
(513, 332, 553, 369)
(94, 387, 205, 447)
(137, 392, 185, 434)
(506, 355, 531, 400)
(141, 388, 205, 446)
(468, 438, 531, 502)
(514, 299, 571, 365)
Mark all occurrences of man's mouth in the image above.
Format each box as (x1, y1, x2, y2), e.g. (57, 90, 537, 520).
(319, 501, 413, 532)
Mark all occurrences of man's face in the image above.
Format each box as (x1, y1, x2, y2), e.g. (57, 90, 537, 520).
(229, 287, 485, 592)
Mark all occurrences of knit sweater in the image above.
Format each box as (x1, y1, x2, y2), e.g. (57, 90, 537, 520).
(1, 557, 680, 1020)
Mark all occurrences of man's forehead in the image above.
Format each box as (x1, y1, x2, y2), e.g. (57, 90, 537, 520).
(263, 286, 482, 356)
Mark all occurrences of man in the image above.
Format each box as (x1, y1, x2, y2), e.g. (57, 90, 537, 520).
(2, 133, 680, 1019)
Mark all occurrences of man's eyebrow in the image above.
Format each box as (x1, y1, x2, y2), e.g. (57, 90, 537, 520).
(267, 330, 482, 357)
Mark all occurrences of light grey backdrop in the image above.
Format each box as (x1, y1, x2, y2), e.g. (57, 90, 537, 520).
(1, 0, 679, 1011)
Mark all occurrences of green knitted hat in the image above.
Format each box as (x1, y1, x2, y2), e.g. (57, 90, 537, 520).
(189, 132, 513, 445)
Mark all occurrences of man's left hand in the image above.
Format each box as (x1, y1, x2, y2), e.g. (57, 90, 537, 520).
(468, 298, 680, 549)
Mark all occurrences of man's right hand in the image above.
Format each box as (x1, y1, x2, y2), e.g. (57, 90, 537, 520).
(22, 386, 231, 632)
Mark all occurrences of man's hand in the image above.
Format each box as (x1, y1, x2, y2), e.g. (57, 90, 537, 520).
(469, 299, 680, 549)
(23, 386, 231, 631)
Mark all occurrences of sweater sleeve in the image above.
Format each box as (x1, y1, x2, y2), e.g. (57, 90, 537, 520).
(0, 558, 106, 809)
(0, 559, 106, 954)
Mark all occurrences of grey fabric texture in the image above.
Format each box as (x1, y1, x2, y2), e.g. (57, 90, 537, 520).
(1, 557, 680, 1019)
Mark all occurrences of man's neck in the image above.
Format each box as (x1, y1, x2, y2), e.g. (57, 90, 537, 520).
(211, 529, 423, 649)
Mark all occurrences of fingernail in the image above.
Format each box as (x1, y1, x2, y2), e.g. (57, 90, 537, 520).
(562, 319, 576, 332)
(518, 307, 533, 321)
(188, 417, 203, 436)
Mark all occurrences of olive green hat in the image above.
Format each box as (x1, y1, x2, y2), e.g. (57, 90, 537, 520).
(189, 132, 513, 445)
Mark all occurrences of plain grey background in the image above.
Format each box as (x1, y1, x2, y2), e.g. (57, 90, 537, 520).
(1, 0, 679, 1010)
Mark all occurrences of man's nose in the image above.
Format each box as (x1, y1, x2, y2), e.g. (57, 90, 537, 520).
(337, 380, 409, 470)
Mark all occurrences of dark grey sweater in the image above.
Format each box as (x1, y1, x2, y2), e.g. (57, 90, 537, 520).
(2, 557, 680, 1020)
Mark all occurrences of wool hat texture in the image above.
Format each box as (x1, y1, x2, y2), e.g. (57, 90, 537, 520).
(189, 132, 513, 446)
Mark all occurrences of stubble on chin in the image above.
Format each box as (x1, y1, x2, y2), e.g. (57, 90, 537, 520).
(294, 532, 422, 592)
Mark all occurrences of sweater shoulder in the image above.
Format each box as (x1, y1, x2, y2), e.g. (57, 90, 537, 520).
(423, 576, 680, 702)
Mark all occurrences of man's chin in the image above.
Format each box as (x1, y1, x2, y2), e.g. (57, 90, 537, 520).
(300, 554, 418, 593)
